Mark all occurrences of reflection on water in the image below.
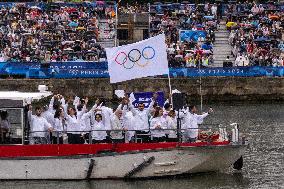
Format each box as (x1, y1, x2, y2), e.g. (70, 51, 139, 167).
(0, 104, 283, 189)
(0, 173, 251, 189)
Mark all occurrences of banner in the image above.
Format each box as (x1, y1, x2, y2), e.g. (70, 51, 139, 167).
(170, 66, 284, 77)
(130, 91, 164, 108)
(179, 30, 207, 42)
(106, 34, 169, 83)
(0, 62, 283, 78)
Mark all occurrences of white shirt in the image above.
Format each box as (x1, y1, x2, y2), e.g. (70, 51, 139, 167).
(211, 6, 217, 15)
(150, 116, 167, 138)
(130, 101, 154, 131)
(65, 115, 81, 134)
(0, 120, 10, 130)
(123, 111, 135, 142)
(185, 112, 209, 139)
(97, 106, 113, 130)
(53, 117, 65, 137)
(110, 114, 124, 139)
(166, 116, 177, 138)
(92, 120, 107, 141)
(29, 113, 52, 138)
(42, 110, 55, 127)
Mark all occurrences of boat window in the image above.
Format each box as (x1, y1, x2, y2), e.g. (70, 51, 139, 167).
(0, 108, 23, 145)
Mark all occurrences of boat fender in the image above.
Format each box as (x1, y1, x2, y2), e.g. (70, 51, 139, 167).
(86, 159, 95, 180)
(124, 156, 155, 179)
(233, 156, 243, 170)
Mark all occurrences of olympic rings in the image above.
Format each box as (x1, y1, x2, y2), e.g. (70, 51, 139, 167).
(136, 46, 156, 67)
(115, 52, 127, 65)
(142, 46, 155, 60)
(122, 60, 135, 69)
(115, 46, 156, 69)
(128, 49, 141, 63)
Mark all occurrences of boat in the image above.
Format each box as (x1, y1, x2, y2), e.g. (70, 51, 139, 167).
(0, 89, 248, 180)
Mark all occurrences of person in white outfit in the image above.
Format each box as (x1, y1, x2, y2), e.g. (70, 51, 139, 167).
(150, 106, 167, 142)
(28, 106, 53, 144)
(95, 99, 113, 142)
(211, 3, 218, 17)
(63, 105, 84, 144)
(91, 114, 107, 143)
(0, 110, 10, 144)
(52, 109, 65, 144)
(185, 105, 213, 142)
(42, 105, 55, 144)
(129, 95, 156, 142)
(110, 110, 125, 143)
(166, 110, 178, 142)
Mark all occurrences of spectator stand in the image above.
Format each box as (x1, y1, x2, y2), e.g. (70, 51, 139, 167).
(0, 1, 117, 63)
(149, 2, 218, 68)
(226, 1, 284, 67)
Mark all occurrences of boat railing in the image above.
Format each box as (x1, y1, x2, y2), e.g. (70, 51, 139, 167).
(28, 124, 245, 145)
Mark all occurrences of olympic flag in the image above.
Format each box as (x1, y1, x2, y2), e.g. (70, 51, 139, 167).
(106, 34, 169, 83)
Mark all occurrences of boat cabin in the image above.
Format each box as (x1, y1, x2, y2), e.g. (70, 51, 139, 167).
(0, 90, 52, 144)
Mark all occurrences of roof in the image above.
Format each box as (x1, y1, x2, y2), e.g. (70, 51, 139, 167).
(0, 91, 52, 102)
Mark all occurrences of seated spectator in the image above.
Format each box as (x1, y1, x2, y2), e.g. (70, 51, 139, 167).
(227, 1, 283, 66)
(0, 2, 116, 62)
(149, 2, 218, 68)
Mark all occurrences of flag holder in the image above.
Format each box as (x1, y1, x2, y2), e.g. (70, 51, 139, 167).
(167, 72, 173, 108)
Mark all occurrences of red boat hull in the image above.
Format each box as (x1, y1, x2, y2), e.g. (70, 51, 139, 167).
(0, 142, 230, 158)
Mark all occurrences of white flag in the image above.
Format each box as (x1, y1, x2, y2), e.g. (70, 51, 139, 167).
(106, 34, 169, 83)
(114, 90, 125, 98)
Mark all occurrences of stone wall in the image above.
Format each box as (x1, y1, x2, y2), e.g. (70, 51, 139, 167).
(0, 77, 283, 103)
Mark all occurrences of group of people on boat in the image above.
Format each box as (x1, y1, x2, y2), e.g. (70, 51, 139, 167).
(27, 93, 213, 144)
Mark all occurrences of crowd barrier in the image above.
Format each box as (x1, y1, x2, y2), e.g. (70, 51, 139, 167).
(0, 62, 283, 79)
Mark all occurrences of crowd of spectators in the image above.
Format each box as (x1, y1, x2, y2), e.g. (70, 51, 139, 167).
(0, 1, 283, 68)
(227, 1, 284, 67)
(0, 2, 116, 62)
(118, 2, 149, 14)
(149, 2, 222, 68)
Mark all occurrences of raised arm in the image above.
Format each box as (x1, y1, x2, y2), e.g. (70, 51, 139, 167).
(27, 104, 33, 123)
(48, 95, 55, 111)
(73, 96, 80, 111)
(146, 93, 158, 115)
(195, 112, 210, 124)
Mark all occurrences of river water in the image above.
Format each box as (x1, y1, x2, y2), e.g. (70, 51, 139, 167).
(1, 104, 284, 189)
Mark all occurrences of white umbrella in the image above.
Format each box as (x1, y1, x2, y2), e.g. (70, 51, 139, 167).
(30, 6, 41, 10)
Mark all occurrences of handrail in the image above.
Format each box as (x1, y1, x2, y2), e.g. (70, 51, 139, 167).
(27, 124, 244, 145)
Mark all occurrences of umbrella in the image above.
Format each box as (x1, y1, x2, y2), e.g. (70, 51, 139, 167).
(195, 24, 204, 28)
(29, 6, 41, 10)
(269, 15, 279, 20)
(68, 21, 78, 27)
(201, 43, 213, 50)
(22, 33, 32, 36)
(240, 23, 252, 27)
(77, 27, 86, 30)
(204, 15, 214, 20)
(96, 1, 105, 6)
(226, 22, 237, 27)
(64, 48, 74, 51)
(254, 37, 271, 42)
(61, 41, 75, 45)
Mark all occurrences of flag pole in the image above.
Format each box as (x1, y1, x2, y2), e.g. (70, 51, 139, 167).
(198, 59, 203, 112)
(168, 71, 173, 108)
